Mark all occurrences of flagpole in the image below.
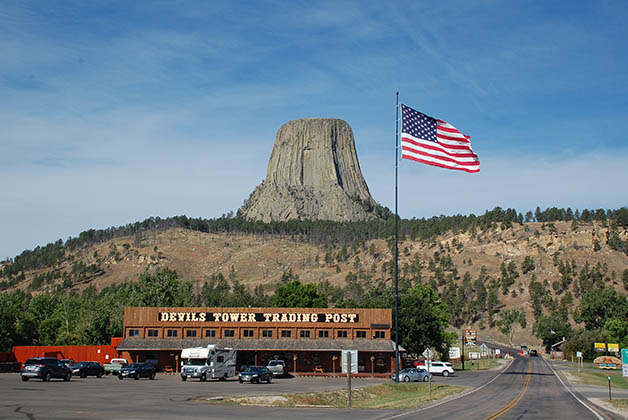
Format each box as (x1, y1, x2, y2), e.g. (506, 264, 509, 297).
(394, 92, 400, 383)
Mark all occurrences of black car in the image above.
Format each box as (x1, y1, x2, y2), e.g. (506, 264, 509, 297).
(118, 362, 156, 380)
(529, 349, 538, 357)
(70, 361, 105, 378)
(21, 357, 72, 382)
(239, 366, 273, 384)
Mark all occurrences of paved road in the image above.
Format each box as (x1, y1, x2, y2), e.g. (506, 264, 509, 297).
(0, 355, 623, 420)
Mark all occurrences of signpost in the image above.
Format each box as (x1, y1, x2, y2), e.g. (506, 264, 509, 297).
(422, 348, 433, 400)
(576, 351, 583, 372)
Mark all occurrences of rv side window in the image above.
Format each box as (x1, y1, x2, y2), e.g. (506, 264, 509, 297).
(217, 356, 224, 363)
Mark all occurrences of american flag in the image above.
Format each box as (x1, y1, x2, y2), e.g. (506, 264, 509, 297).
(401, 104, 480, 173)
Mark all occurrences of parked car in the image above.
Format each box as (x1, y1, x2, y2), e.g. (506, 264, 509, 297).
(266, 359, 286, 376)
(529, 349, 538, 357)
(239, 366, 273, 384)
(118, 362, 156, 380)
(427, 361, 455, 377)
(104, 358, 128, 375)
(21, 357, 72, 382)
(60, 359, 75, 367)
(70, 361, 105, 378)
(392, 367, 431, 382)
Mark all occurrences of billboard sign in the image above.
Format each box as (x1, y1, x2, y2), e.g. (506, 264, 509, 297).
(594, 342, 607, 352)
(464, 329, 477, 345)
(608, 343, 619, 353)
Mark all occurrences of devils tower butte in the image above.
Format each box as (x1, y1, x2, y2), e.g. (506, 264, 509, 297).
(238, 118, 384, 222)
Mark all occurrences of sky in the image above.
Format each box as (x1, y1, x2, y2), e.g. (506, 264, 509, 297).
(2, 0, 628, 260)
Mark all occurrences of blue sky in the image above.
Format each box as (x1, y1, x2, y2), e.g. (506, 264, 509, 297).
(2, 0, 627, 260)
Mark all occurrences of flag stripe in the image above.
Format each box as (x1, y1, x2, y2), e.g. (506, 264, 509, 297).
(400, 103, 480, 173)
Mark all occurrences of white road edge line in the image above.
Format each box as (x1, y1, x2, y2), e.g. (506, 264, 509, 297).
(545, 358, 605, 420)
(379, 358, 514, 420)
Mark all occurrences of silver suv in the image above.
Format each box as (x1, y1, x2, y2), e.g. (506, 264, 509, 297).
(266, 360, 286, 376)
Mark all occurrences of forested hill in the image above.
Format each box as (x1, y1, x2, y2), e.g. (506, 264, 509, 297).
(1, 206, 627, 356)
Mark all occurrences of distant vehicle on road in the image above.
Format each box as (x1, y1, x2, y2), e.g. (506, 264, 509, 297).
(392, 367, 431, 382)
(21, 357, 72, 382)
(118, 362, 156, 380)
(428, 362, 455, 377)
(266, 360, 286, 376)
(239, 366, 273, 384)
(529, 349, 538, 357)
(70, 361, 105, 378)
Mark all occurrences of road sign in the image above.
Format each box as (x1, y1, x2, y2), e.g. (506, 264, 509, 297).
(576, 351, 583, 358)
(422, 348, 434, 360)
(341, 350, 358, 374)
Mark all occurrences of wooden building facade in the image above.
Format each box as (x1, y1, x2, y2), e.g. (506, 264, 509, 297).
(117, 307, 400, 375)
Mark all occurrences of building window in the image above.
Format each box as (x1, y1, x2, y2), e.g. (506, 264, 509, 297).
(337, 330, 348, 338)
(243, 329, 254, 337)
(299, 330, 310, 338)
(281, 330, 292, 338)
(374, 331, 385, 339)
(262, 330, 273, 338)
(318, 330, 329, 338)
(128, 329, 140, 337)
(147, 329, 159, 337)
(186, 330, 197, 338)
(167, 329, 178, 338)
(356, 330, 366, 338)
(224, 329, 235, 337)
(205, 329, 216, 338)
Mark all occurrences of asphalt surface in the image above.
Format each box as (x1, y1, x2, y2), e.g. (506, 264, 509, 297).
(0, 355, 625, 420)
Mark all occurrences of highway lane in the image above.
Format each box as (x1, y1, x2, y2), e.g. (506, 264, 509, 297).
(387, 355, 619, 420)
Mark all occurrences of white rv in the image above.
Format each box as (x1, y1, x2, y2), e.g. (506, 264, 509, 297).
(180, 345, 237, 381)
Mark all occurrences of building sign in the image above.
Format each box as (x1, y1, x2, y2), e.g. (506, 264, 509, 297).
(608, 343, 619, 353)
(594, 342, 607, 352)
(158, 311, 359, 324)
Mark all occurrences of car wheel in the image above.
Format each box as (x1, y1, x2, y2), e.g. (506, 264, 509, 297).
(219, 374, 226, 381)
(200, 373, 207, 382)
(239, 378, 243, 383)
(181, 376, 187, 381)
(403, 376, 410, 382)
(64, 372, 71, 382)
(21, 376, 29, 382)
(442, 370, 449, 377)
(150, 372, 155, 380)
(423, 376, 430, 382)
(97, 372, 102, 378)
(81, 371, 87, 379)
(44, 372, 52, 382)
(134, 373, 140, 380)
(267, 376, 272, 384)
(118, 375, 123, 380)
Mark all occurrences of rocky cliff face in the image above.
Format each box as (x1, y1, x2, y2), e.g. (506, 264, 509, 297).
(238, 118, 383, 222)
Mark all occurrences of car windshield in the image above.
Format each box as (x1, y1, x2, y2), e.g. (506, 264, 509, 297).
(70, 362, 87, 368)
(244, 367, 264, 373)
(24, 358, 42, 365)
(268, 361, 283, 366)
(185, 359, 206, 366)
(400, 369, 412, 373)
(128, 363, 143, 368)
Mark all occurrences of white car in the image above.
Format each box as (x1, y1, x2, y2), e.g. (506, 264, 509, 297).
(427, 361, 454, 377)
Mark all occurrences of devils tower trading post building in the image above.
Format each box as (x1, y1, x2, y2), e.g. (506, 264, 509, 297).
(117, 307, 400, 375)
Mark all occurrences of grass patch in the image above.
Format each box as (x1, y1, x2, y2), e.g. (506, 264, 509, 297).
(607, 399, 628, 409)
(452, 359, 502, 371)
(566, 370, 628, 390)
(207, 383, 468, 409)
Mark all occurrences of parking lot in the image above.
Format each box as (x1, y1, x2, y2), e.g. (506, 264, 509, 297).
(1, 373, 392, 420)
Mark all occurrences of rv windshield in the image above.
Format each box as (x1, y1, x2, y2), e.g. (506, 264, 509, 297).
(185, 359, 207, 366)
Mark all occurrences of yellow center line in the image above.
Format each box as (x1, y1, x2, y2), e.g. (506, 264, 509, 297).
(482, 360, 532, 420)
